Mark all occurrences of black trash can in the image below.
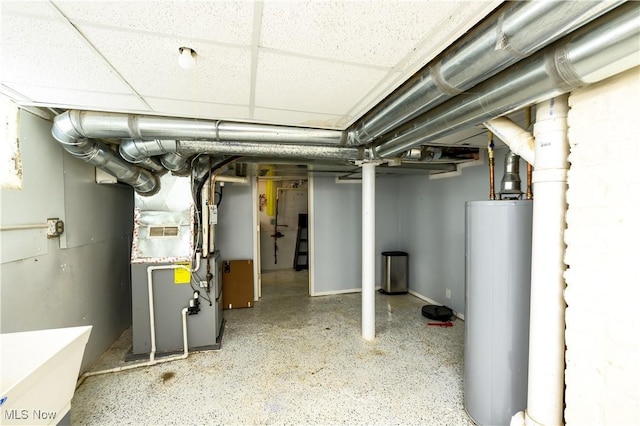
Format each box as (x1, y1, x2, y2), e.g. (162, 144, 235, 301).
(380, 251, 408, 294)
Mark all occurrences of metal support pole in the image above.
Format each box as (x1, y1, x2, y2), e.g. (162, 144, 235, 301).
(361, 162, 376, 340)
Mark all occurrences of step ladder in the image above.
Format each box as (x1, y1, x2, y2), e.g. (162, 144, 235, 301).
(294, 213, 308, 271)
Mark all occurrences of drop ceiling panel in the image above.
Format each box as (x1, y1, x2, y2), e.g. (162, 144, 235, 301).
(253, 107, 347, 129)
(255, 49, 389, 116)
(77, 26, 253, 106)
(1, 1, 60, 19)
(52, 0, 255, 46)
(0, 13, 135, 94)
(1, 0, 503, 132)
(2, 84, 148, 112)
(260, 1, 469, 67)
(146, 98, 251, 121)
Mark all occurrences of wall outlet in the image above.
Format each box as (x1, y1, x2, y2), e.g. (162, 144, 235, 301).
(446, 288, 451, 299)
(46, 218, 64, 238)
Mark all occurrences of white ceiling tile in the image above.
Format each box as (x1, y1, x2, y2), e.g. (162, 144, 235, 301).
(261, 0, 469, 67)
(255, 50, 388, 116)
(77, 25, 252, 106)
(5, 83, 148, 111)
(1, 1, 60, 19)
(0, 0, 500, 132)
(145, 98, 251, 122)
(393, 1, 501, 76)
(53, 0, 255, 46)
(0, 84, 33, 103)
(253, 108, 348, 129)
(0, 14, 135, 94)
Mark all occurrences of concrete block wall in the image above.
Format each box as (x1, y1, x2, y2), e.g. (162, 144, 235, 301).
(564, 67, 640, 424)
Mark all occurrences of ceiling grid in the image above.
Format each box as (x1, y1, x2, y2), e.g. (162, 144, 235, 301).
(0, 0, 500, 138)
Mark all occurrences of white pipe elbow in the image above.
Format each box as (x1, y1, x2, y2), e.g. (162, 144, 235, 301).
(483, 117, 535, 165)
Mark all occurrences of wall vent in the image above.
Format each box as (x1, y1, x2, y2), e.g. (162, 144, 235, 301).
(148, 226, 180, 238)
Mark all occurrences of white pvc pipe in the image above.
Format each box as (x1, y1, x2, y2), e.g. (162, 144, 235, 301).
(524, 95, 569, 426)
(76, 308, 189, 387)
(76, 265, 192, 388)
(483, 117, 535, 165)
(216, 175, 249, 185)
(361, 162, 376, 340)
(202, 179, 211, 256)
(191, 251, 201, 272)
(0, 223, 48, 231)
(208, 180, 216, 255)
(146, 264, 193, 361)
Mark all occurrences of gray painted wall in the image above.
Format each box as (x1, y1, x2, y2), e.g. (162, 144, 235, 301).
(311, 175, 400, 294)
(216, 182, 253, 261)
(398, 150, 516, 315)
(307, 150, 521, 314)
(1, 110, 133, 372)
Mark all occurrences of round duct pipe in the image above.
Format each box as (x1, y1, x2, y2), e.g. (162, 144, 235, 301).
(59, 138, 158, 194)
(348, 1, 622, 146)
(176, 140, 370, 162)
(373, 3, 640, 159)
(499, 151, 522, 199)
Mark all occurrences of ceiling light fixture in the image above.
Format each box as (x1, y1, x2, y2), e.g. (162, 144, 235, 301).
(178, 47, 197, 70)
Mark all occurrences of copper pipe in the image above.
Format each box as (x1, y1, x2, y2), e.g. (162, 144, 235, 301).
(488, 131, 496, 200)
(526, 164, 533, 199)
(525, 107, 534, 200)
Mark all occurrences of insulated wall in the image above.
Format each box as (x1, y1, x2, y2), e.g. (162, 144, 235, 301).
(0, 109, 133, 372)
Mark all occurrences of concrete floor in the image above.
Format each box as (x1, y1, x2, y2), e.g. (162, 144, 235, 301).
(71, 270, 471, 425)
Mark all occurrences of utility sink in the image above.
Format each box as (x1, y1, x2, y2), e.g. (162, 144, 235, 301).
(0, 326, 92, 425)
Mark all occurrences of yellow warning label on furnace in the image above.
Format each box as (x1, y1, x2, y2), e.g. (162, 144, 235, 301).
(174, 262, 191, 284)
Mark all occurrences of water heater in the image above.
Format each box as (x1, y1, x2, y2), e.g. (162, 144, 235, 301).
(464, 200, 532, 426)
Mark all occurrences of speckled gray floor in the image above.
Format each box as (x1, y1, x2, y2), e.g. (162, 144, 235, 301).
(71, 270, 472, 425)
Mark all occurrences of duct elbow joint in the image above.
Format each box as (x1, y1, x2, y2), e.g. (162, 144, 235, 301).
(120, 139, 177, 163)
(132, 169, 160, 196)
(347, 127, 371, 147)
(160, 151, 190, 174)
(51, 110, 84, 145)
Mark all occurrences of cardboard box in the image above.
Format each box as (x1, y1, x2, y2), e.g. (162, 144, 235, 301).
(222, 260, 254, 309)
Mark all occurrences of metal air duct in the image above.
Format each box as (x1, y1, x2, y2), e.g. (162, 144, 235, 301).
(58, 137, 158, 194)
(119, 139, 370, 162)
(499, 151, 522, 199)
(53, 111, 345, 146)
(348, 0, 623, 146)
(52, 112, 350, 194)
(373, 2, 640, 159)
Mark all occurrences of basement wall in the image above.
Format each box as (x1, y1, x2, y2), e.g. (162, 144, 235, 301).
(0, 109, 133, 372)
(216, 181, 253, 261)
(564, 66, 640, 424)
(311, 175, 400, 295)
(398, 150, 512, 316)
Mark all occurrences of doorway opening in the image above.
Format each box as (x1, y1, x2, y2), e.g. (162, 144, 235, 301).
(256, 177, 310, 302)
